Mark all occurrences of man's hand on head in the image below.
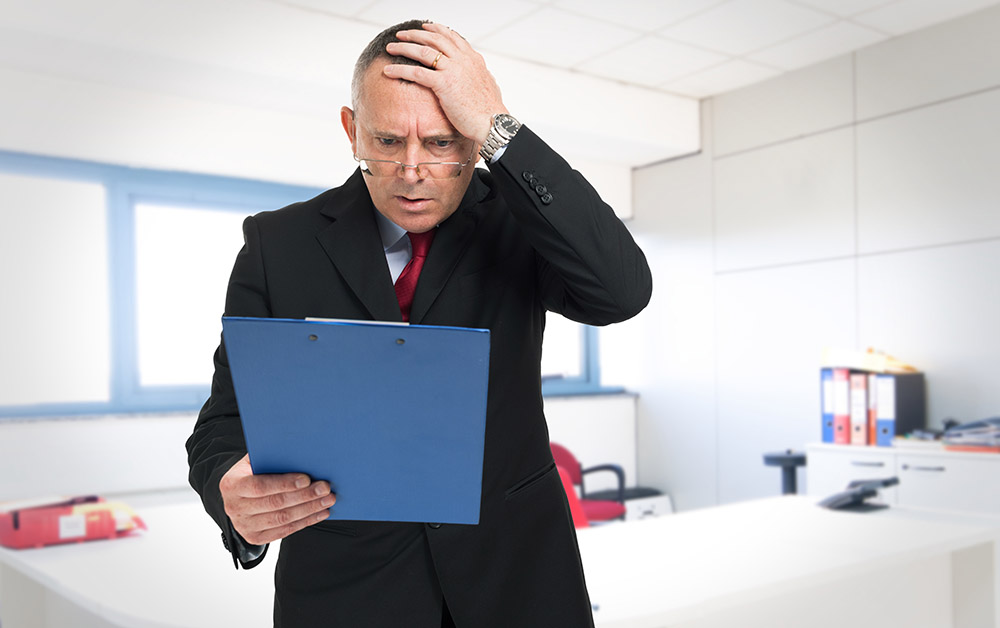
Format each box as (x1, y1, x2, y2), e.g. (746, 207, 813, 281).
(219, 454, 335, 545)
(383, 22, 507, 147)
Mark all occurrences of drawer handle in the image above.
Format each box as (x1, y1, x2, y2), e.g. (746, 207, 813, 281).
(902, 464, 946, 472)
(850, 461, 885, 467)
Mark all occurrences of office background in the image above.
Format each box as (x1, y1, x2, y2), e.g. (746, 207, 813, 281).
(1, 1, 999, 517)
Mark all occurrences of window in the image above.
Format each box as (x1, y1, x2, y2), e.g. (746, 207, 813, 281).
(0, 173, 111, 406)
(133, 201, 248, 388)
(0, 150, 607, 419)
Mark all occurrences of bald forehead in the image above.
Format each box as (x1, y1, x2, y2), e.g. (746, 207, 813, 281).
(353, 63, 458, 138)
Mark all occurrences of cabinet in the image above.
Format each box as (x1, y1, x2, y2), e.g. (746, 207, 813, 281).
(806, 443, 1000, 515)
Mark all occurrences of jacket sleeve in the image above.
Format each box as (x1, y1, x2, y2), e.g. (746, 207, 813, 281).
(185, 214, 271, 569)
(487, 126, 652, 326)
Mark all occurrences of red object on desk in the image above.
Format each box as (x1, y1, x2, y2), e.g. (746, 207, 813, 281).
(0, 496, 146, 549)
(944, 444, 1000, 453)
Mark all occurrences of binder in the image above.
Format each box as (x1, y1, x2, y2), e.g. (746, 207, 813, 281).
(832, 368, 851, 445)
(874, 373, 926, 447)
(867, 373, 878, 446)
(849, 373, 868, 445)
(0, 497, 146, 549)
(820, 368, 835, 443)
(221, 316, 491, 525)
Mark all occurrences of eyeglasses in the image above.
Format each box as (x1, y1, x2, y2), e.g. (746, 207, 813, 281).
(354, 148, 475, 179)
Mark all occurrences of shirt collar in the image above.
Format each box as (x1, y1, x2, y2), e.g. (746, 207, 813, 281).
(373, 209, 408, 252)
(371, 169, 490, 251)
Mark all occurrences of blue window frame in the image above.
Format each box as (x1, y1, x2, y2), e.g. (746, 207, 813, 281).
(0, 150, 607, 419)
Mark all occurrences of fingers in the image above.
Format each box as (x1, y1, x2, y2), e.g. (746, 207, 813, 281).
(237, 469, 312, 499)
(237, 477, 333, 517)
(396, 22, 468, 55)
(385, 41, 448, 73)
(382, 62, 436, 88)
(219, 454, 336, 545)
(221, 454, 310, 498)
(236, 492, 335, 545)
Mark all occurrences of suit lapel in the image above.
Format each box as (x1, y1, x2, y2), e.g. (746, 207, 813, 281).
(315, 170, 403, 322)
(409, 172, 493, 324)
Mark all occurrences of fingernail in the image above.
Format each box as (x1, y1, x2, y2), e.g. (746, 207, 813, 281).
(314, 483, 328, 496)
(295, 476, 309, 489)
(321, 495, 335, 507)
(315, 511, 329, 523)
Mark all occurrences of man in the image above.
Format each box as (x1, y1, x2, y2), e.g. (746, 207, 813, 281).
(187, 19, 652, 628)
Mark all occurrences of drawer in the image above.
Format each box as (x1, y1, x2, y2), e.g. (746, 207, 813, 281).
(806, 446, 898, 505)
(897, 454, 1000, 514)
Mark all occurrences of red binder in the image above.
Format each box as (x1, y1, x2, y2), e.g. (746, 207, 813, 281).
(832, 368, 851, 445)
(0, 497, 146, 549)
(849, 373, 868, 445)
(867, 373, 879, 445)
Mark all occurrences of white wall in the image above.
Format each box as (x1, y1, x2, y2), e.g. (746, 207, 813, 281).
(625, 4, 1000, 510)
(546, 395, 638, 493)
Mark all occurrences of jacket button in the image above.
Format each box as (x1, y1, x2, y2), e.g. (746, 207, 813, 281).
(540, 193, 553, 205)
(427, 522, 442, 529)
(535, 184, 548, 195)
(529, 177, 539, 188)
(522, 171, 534, 182)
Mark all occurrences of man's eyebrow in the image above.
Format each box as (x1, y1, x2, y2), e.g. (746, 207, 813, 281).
(364, 127, 461, 142)
(365, 128, 403, 140)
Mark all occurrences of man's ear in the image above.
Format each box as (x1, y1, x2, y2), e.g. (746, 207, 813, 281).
(341, 107, 357, 155)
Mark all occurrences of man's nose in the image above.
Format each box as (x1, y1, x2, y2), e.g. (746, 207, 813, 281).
(399, 162, 424, 183)
(399, 145, 427, 181)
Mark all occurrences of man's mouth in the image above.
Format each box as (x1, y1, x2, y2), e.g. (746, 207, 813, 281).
(396, 196, 432, 211)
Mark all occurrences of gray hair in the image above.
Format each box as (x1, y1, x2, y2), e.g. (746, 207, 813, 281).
(351, 19, 430, 109)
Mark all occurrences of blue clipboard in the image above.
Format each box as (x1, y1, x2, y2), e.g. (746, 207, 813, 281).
(222, 316, 490, 525)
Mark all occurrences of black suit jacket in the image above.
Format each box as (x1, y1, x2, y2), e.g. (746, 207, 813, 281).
(187, 127, 652, 627)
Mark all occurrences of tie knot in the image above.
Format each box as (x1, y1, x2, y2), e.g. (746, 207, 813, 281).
(407, 230, 435, 258)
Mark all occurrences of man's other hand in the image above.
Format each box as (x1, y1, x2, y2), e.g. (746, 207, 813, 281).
(219, 454, 335, 545)
(384, 22, 506, 147)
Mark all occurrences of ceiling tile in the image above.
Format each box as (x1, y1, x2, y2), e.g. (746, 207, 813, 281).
(787, 0, 896, 18)
(852, 0, 1000, 35)
(354, 0, 542, 41)
(749, 20, 887, 70)
(553, 0, 728, 31)
(476, 7, 640, 69)
(577, 36, 728, 86)
(661, 0, 837, 55)
(275, 0, 369, 18)
(663, 59, 781, 97)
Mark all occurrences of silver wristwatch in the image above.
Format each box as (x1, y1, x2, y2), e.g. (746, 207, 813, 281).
(479, 113, 521, 162)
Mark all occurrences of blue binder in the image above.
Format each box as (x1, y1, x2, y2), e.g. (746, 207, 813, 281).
(221, 316, 490, 525)
(820, 368, 835, 443)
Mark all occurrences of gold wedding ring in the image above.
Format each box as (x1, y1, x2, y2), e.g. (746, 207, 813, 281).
(432, 51, 443, 70)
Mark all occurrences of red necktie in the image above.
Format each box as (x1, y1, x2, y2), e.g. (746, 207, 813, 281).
(394, 230, 435, 322)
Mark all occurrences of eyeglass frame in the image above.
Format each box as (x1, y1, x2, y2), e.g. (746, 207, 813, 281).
(353, 147, 477, 179)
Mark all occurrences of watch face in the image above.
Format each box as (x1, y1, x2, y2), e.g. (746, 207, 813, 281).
(497, 114, 520, 136)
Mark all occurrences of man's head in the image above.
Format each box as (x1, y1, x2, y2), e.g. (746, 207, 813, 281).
(341, 20, 478, 234)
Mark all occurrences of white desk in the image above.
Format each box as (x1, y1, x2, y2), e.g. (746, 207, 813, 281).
(581, 497, 999, 628)
(1, 494, 997, 628)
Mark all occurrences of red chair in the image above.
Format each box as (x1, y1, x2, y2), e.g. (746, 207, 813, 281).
(550, 442, 626, 524)
(556, 466, 589, 529)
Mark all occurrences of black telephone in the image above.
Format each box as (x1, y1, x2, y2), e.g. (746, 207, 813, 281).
(818, 477, 900, 511)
